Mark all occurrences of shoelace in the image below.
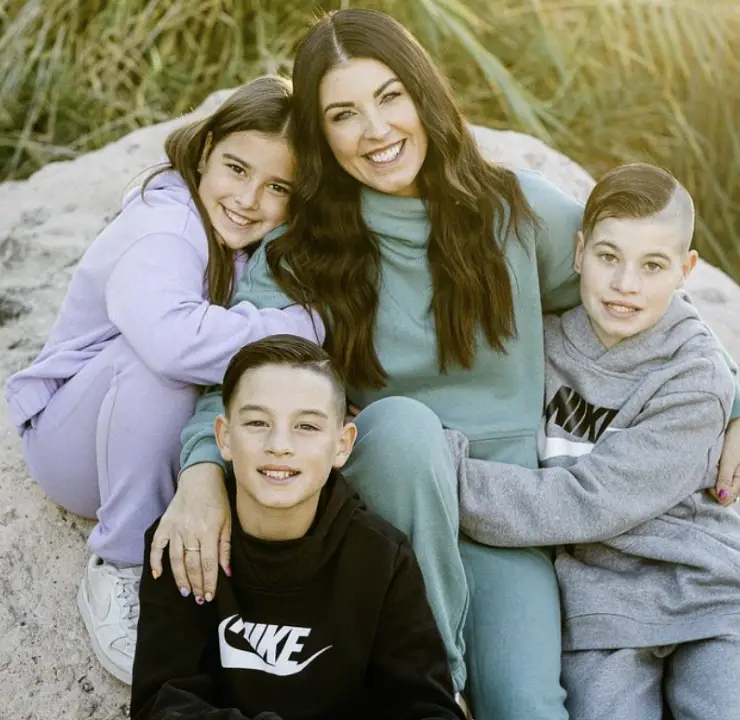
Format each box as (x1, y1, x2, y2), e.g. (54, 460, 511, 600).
(111, 566, 142, 644)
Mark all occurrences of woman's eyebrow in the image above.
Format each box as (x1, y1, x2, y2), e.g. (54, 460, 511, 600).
(322, 77, 400, 114)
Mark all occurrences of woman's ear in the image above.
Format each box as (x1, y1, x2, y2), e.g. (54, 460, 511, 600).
(198, 132, 214, 174)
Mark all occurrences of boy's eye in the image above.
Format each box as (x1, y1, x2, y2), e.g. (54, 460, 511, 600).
(244, 419, 267, 427)
(598, 252, 618, 263)
(644, 261, 663, 272)
(296, 423, 320, 431)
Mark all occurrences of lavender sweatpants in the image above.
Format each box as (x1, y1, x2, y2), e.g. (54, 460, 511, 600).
(21, 336, 199, 565)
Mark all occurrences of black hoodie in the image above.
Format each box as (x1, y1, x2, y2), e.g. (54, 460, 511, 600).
(130, 470, 464, 720)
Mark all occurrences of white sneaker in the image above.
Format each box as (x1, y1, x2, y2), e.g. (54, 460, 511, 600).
(77, 554, 142, 685)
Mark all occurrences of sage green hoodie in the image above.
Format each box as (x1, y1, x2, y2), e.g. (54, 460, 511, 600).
(180, 170, 740, 471)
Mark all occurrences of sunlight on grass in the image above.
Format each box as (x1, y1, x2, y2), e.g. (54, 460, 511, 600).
(1, 0, 738, 279)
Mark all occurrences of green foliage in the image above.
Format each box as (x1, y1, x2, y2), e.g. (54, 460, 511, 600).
(1, 0, 738, 279)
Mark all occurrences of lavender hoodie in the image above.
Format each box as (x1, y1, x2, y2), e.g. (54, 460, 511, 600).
(5, 170, 323, 432)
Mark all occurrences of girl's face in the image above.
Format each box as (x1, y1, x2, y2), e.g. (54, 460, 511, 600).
(198, 131, 295, 251)
(318, 57, 428, 198)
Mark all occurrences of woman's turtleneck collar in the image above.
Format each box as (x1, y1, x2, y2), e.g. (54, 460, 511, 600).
(360, 185, 430, 249)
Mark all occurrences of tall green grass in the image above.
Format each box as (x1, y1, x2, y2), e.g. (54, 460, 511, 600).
(1, 0, 739, 280)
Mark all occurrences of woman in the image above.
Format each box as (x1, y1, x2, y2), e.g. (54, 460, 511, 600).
(152, 10, 740, 719)
(4, 77, 321, 685)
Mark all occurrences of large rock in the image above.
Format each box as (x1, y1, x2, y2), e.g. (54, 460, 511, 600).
(1, 92, 738, 719)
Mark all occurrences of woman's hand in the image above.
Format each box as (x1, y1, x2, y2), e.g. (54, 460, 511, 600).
(711, 418, 740, 505)
(149, 463, 231, 603)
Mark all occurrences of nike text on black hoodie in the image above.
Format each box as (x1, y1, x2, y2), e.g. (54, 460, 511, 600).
(130, 470, 464, 720)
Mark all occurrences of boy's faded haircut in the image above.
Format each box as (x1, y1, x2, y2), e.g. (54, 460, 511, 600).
(583, 162, 695, 251)
(222, 335, 347, 422)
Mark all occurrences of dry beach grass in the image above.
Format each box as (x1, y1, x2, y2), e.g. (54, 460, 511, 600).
(1, 0, 739, 279)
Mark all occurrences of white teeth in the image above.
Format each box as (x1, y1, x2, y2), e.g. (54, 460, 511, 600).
(261, 469, 298, 480)
(368, 141, 403, 164)
(223, 206, 254, 227)
(606, 303, 638, 314)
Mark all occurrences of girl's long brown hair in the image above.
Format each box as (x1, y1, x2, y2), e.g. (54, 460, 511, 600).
(268, 9, 538, 389)
(143, 76, 293, 306)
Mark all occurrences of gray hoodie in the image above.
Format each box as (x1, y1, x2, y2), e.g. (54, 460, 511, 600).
(450, 292, 740, 650)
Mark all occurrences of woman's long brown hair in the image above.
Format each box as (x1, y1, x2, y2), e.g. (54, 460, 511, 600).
(268, 9, 539, 389)
(142, 76, 293, 307)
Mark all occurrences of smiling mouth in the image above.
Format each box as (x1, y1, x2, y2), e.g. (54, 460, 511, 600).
(603, 301, 641, 315)
(222, 205, 257, 228)
(258, 468, 300, 481)
(365, 140, 405, 165)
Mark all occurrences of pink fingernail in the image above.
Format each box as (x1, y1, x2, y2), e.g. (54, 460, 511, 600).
(195, 596, 204, 605)
(179, 587, 190, 597)
(719, 489, 729, 501)
(225, 566, 232, 577)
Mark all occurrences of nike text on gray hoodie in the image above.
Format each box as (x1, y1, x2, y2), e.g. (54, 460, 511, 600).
(449, 292, 740, 650)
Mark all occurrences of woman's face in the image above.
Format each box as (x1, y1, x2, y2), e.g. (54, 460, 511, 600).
(198, 130, 295, 251)
(318, 57, 428, 197)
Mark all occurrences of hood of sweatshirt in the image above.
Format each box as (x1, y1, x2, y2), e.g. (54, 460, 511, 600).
(226, 469, 362, 591)
(121, 166, 194, 214)
(557, 291, 725, 376)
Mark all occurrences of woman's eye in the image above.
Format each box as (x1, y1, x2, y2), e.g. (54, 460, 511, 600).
(227, 163, 246, 176)
(381, 90, 401, 104)
(331, 110, 354, 122)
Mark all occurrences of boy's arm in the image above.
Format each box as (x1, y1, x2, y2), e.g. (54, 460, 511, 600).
(139, 680, 282, 720)
(368, 542, 465, 720)
(451, 377, 728, 547)
(131, 523, 223, 719)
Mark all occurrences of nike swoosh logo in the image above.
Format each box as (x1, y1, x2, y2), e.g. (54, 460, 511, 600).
(218, 615, 332, 676)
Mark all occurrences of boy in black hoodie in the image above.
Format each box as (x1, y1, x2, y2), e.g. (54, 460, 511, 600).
(130, 335, 465, 720)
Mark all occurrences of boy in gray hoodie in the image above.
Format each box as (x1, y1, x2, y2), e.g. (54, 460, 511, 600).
(448, 163, 740, 720)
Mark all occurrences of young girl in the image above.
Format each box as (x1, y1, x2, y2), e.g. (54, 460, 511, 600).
(4, 76, 322, 685)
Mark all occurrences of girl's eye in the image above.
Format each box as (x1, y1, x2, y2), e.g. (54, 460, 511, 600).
(381, 90, 401, 104)
(269, 183, 291, 195)
(227, 163, 246, 176)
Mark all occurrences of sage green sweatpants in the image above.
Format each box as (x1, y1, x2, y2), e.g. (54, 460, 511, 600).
(342, 396, 569, 720)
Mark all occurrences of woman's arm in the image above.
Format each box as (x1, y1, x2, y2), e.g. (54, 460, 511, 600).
(518, 170, 584, 314)
(106, 233, 323, 387)
(369, 542, 465, 720)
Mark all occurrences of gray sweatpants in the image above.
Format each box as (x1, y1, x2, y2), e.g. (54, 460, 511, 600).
(562, 635, 740, 720)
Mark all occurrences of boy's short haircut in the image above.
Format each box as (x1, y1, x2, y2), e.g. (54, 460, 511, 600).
(583, 162, 694, 250)
(222, 335, 348, 422)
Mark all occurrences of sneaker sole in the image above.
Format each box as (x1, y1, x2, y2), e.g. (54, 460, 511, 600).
(77, 578, 133, 685)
